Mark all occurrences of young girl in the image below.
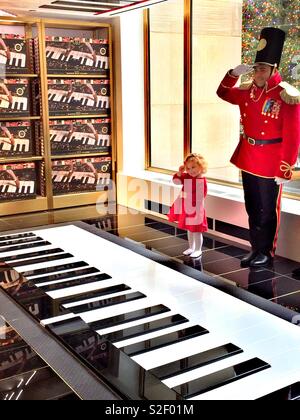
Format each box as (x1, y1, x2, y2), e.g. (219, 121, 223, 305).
(168, 153, 208, 258)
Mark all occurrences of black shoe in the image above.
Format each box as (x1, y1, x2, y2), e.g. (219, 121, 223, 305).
(240, 251, 257, 267)
(249, 252, 273, 268)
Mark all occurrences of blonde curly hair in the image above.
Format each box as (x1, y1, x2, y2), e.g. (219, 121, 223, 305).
(184, 153, 208, 174)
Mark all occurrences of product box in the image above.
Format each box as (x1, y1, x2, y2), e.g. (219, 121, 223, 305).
(0, 162, 36, 201)
(0, 79, 30, 117)
(50, 118, 111, 155)
(48, 79, 110, 116)
(52, 156, 111, 195)
(0, 34, 31, 75)
(45, 36, 109, 75)
(0, 121, 35, 157)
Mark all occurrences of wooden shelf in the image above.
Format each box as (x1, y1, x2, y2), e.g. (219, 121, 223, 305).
(53, 190, 108, 209)
(47, 74, 107, 79)
(48, 114, 110, 120)
(0, 196, 48, 216)
(51, 152, 109, 160)
(5, 74, 38, 78)
(0, 156, 44, 164)
(0, 116, 41, 122)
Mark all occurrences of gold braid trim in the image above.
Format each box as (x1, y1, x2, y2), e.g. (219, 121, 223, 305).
(239, 81, 252, 90)
(279, 82, 300, 105)
(280, 161, 294, 179)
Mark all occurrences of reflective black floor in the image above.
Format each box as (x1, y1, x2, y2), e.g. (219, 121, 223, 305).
(84, 208, 300, 314)
(0, 319, 79, 400)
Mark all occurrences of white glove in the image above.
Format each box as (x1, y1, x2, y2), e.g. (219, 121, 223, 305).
(231, 64, 253, 77)
(275, 177, 290, 185)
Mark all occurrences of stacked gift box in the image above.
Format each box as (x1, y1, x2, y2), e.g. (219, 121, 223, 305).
(0, 34, 32, 76)
(0, 121, 38, 157)
(43, 36, 109, 75)
(52, 156, 111, 195)
(50, 118, 111, 155)
(47, 79, 110, 116)
(0, 162, 37, 201)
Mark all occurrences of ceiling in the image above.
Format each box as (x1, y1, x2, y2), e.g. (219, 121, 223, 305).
(0, 0, 168, 21)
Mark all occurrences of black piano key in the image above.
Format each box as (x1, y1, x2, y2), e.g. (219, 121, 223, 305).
(0, 237, 45, 248)
(102, 314, 188, 343)
(121, 325, 209, 357)
(10, 253, 73, 268)
(88, 305, 171, 332)
(68, 292, 146, 315)
(58, 284, 131, 307)
(33, 267, 99, 285)
(0, 248, 65, 263)
(149, 343, 243, 380)
(0, 233, 36, 243)
(21, 261, 89, 277)
(39, 273, 112, 292)
(173, 358, 271, 399)
(0, 241, 50, 254)
(257, 382, 300, 400)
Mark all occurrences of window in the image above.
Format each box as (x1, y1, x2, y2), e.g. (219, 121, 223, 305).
(147, 0, 184, 171)
(147, 0, 300, 198)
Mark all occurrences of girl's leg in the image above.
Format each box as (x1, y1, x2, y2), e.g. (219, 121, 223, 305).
(183, 231, 195, 255)
(190, 232, 203, 258)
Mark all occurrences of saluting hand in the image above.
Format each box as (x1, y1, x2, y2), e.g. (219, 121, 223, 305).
(231, 64, 253, 77)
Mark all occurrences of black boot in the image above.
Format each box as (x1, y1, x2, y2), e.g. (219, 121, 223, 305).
(240, 251, 257, 267)
(249, 252, 273, 268)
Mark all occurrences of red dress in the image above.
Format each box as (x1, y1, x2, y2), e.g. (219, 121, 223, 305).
(168, 173, 208, 233)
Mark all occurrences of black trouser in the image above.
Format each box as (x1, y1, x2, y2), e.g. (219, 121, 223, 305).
(242, 171, 282, 256)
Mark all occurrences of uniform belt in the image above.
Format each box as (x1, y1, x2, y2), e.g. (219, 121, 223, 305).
(244, 136, 282, 146)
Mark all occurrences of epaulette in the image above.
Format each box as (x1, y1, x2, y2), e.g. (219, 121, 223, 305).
(279, 81, 300, 105)
(239, 81, 252, 90)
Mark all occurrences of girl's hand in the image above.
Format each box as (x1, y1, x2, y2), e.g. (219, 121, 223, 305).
(178, 165, 185, 174)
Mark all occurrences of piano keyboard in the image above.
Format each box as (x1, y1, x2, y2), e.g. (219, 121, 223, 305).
(50, 130, 110, 147)
(0, 95, 28, 112)
(0, 51, 26, 68)
(0, 180, 35, 194)
(65, 50, 109, 69)
(48, 90, 109, 110)
(46, 46, 67, 61)
(1, 224, 300, 400)
(0, 137, 30, 153)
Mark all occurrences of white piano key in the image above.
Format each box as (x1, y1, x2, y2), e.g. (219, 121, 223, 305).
(41, 313, 76, 326)
(46, 277, 123, 300)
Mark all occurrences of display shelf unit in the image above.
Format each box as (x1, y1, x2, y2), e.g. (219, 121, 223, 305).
(0, 17, 115, 215)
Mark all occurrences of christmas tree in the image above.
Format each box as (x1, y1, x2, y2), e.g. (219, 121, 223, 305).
(242, 0, 300, 89)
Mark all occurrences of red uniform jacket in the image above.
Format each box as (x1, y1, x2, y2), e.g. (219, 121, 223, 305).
(217, 71, 300, 179)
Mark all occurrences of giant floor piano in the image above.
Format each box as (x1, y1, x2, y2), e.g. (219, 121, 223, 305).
(0, 223, 300, 400)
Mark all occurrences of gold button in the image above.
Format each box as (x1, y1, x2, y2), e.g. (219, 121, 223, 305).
(243, 113, 247, 117)
(261, 132, 265, 135)
(245, 102, 248, 107)
(264, 120, 268, 123)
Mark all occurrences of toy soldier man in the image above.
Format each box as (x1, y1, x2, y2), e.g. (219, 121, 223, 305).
(217, 27, 300, 267)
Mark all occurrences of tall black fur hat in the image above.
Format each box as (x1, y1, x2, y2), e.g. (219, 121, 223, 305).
(254, 27, 286, 67)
